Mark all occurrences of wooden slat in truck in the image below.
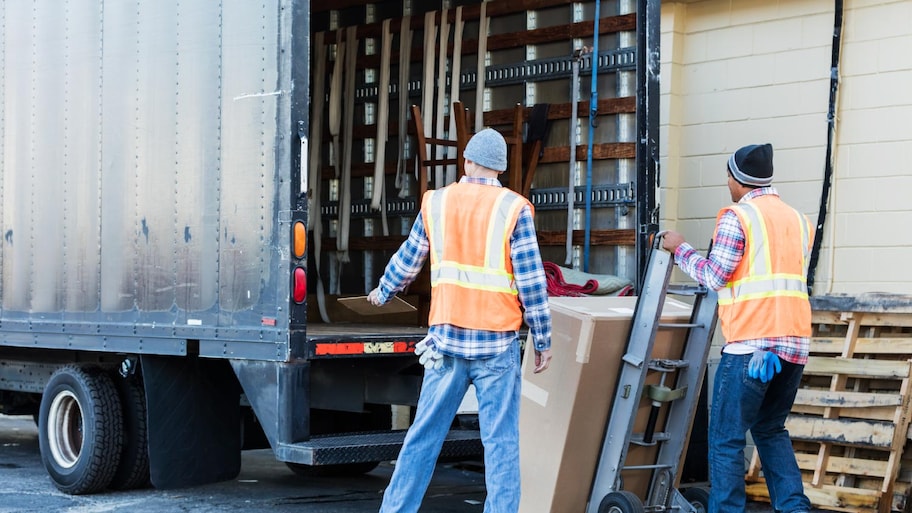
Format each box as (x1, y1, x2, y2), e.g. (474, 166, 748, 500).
(0, 0, 484, 494)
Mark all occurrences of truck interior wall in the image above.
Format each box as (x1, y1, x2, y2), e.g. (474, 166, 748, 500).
(307, 0, 644, 326)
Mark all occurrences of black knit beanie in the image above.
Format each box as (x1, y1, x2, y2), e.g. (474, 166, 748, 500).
(728, 143, 774, 187)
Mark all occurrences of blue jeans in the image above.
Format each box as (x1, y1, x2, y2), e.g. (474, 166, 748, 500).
(379, 342, 521, 513)
(709, 352, 811, 513)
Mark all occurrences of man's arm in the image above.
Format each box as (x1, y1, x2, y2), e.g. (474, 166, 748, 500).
(661, 210, 745, 290)
(368, 213, 429, 305)
(511, 205, 552, 373)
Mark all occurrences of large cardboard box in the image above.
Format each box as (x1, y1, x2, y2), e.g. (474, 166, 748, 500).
(518, 296, 694, 513)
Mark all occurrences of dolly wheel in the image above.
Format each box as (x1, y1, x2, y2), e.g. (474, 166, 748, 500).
(683, 486, 710, 513)
(598, 490, 646, 513)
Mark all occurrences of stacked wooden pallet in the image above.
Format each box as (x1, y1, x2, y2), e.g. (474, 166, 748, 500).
(745, 293, 912, 513)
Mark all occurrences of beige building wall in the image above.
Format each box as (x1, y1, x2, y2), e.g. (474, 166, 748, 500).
(660, 0, 912, 295)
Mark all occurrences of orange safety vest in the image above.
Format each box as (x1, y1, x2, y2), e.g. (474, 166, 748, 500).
(421, 182, 532, 331)
(716, 195, 814, 342)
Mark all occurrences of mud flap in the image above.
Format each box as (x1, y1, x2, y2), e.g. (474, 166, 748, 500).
(141, 355, 241, 489)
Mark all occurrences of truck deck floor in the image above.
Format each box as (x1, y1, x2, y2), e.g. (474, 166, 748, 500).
(305, 323, 428, 339)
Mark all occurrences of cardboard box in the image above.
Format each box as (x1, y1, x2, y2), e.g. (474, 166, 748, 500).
(518, 295, 694, 513)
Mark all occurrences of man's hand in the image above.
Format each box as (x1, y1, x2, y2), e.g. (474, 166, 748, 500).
(533, 348, 552, 373)
(660, 230, 686, 254)
(367, 287, 383, 306)
(748, 349, 782, 383)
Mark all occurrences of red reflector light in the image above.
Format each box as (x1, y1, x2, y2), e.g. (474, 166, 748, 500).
(293, 267, 306, 303)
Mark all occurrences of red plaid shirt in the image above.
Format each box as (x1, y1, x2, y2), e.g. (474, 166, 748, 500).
(673, 188, 809, 365)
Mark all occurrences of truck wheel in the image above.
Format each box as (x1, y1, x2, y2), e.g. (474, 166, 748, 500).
(38, 365, 124, 494)
(108, 374, 150, 490)
(598, 491, 646, 513)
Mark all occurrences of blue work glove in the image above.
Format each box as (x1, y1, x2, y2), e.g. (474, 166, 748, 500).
(414, 339, 443, 370)
(748, 349, 782, 383)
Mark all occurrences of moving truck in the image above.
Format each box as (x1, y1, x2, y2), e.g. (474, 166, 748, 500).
(0, 0, 658, 494)
(0, 0, 480, 494)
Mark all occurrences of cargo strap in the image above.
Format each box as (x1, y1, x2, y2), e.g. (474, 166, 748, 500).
(329, 28, 346, 294)
(308, 31, 327, 231)
(328, 28, 344, 179)
(327, 28, 346, 294)
(474, 1, 489, 131)
(565, 49, 584, 265)
(420, 10, 437, 193)
(372, 19, 393, 237)
(395, 16, 413, 198)
(584, 2, 602, 272)
(445, 6, 465, 186)
(336, 26, 358, 267)
(434, 8, 450, 188)
(308, 31, 330, 322)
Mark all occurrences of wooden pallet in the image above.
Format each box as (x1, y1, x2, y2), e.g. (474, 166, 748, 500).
(745, 294, 912, 513)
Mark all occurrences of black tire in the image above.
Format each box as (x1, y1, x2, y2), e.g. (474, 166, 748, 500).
(682, 486, 710, 513)
(598, 491, 646, 513)
(108, 374, 150, 490)
(285, 461, 380, 478)
(38, 365, 124, 494)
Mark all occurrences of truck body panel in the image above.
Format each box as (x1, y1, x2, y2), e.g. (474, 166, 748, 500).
(1, 0, 296, 359)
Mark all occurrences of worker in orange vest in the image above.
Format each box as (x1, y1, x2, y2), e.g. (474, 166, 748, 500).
(368, 128, 553, 513)
(661, 143, 813, 513)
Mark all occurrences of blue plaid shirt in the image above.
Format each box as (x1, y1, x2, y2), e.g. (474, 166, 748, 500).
(673, 187, 810, 365)
(375, 176, 552, 359)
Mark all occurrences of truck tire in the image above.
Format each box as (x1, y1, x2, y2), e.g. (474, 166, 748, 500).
(38, 365, 124, 494)
(108, 374, 150, 490)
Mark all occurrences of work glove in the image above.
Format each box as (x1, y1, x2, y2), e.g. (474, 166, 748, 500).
(748, 349, 782, 383)
(414, 338, 443, 370)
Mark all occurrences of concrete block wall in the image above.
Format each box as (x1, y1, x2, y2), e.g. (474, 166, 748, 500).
(660, 0, 912, 294)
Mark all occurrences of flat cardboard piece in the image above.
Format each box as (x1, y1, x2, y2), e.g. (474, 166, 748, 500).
(337, 295, 417, 315)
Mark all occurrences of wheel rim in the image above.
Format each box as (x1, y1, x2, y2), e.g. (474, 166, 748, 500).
(47, 390, 84, 469)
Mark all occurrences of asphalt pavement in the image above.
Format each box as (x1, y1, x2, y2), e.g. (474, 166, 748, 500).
(0, 414, 486, 513)
(0, 413, 805, 513)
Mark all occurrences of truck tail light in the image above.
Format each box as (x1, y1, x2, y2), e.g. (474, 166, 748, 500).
(293, 220, 306, 259)
(293, 267, 306, 303)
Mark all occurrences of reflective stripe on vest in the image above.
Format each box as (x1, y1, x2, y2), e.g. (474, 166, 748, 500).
(426, 187, 523, 295)
(717, 201, 811, 307)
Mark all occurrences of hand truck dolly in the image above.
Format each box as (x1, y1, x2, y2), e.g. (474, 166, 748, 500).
(586, 236, 718, 513)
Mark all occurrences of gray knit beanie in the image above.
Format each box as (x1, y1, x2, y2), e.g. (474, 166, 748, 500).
(463, 128, 508, 172)
(728, 143, 774, 187)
